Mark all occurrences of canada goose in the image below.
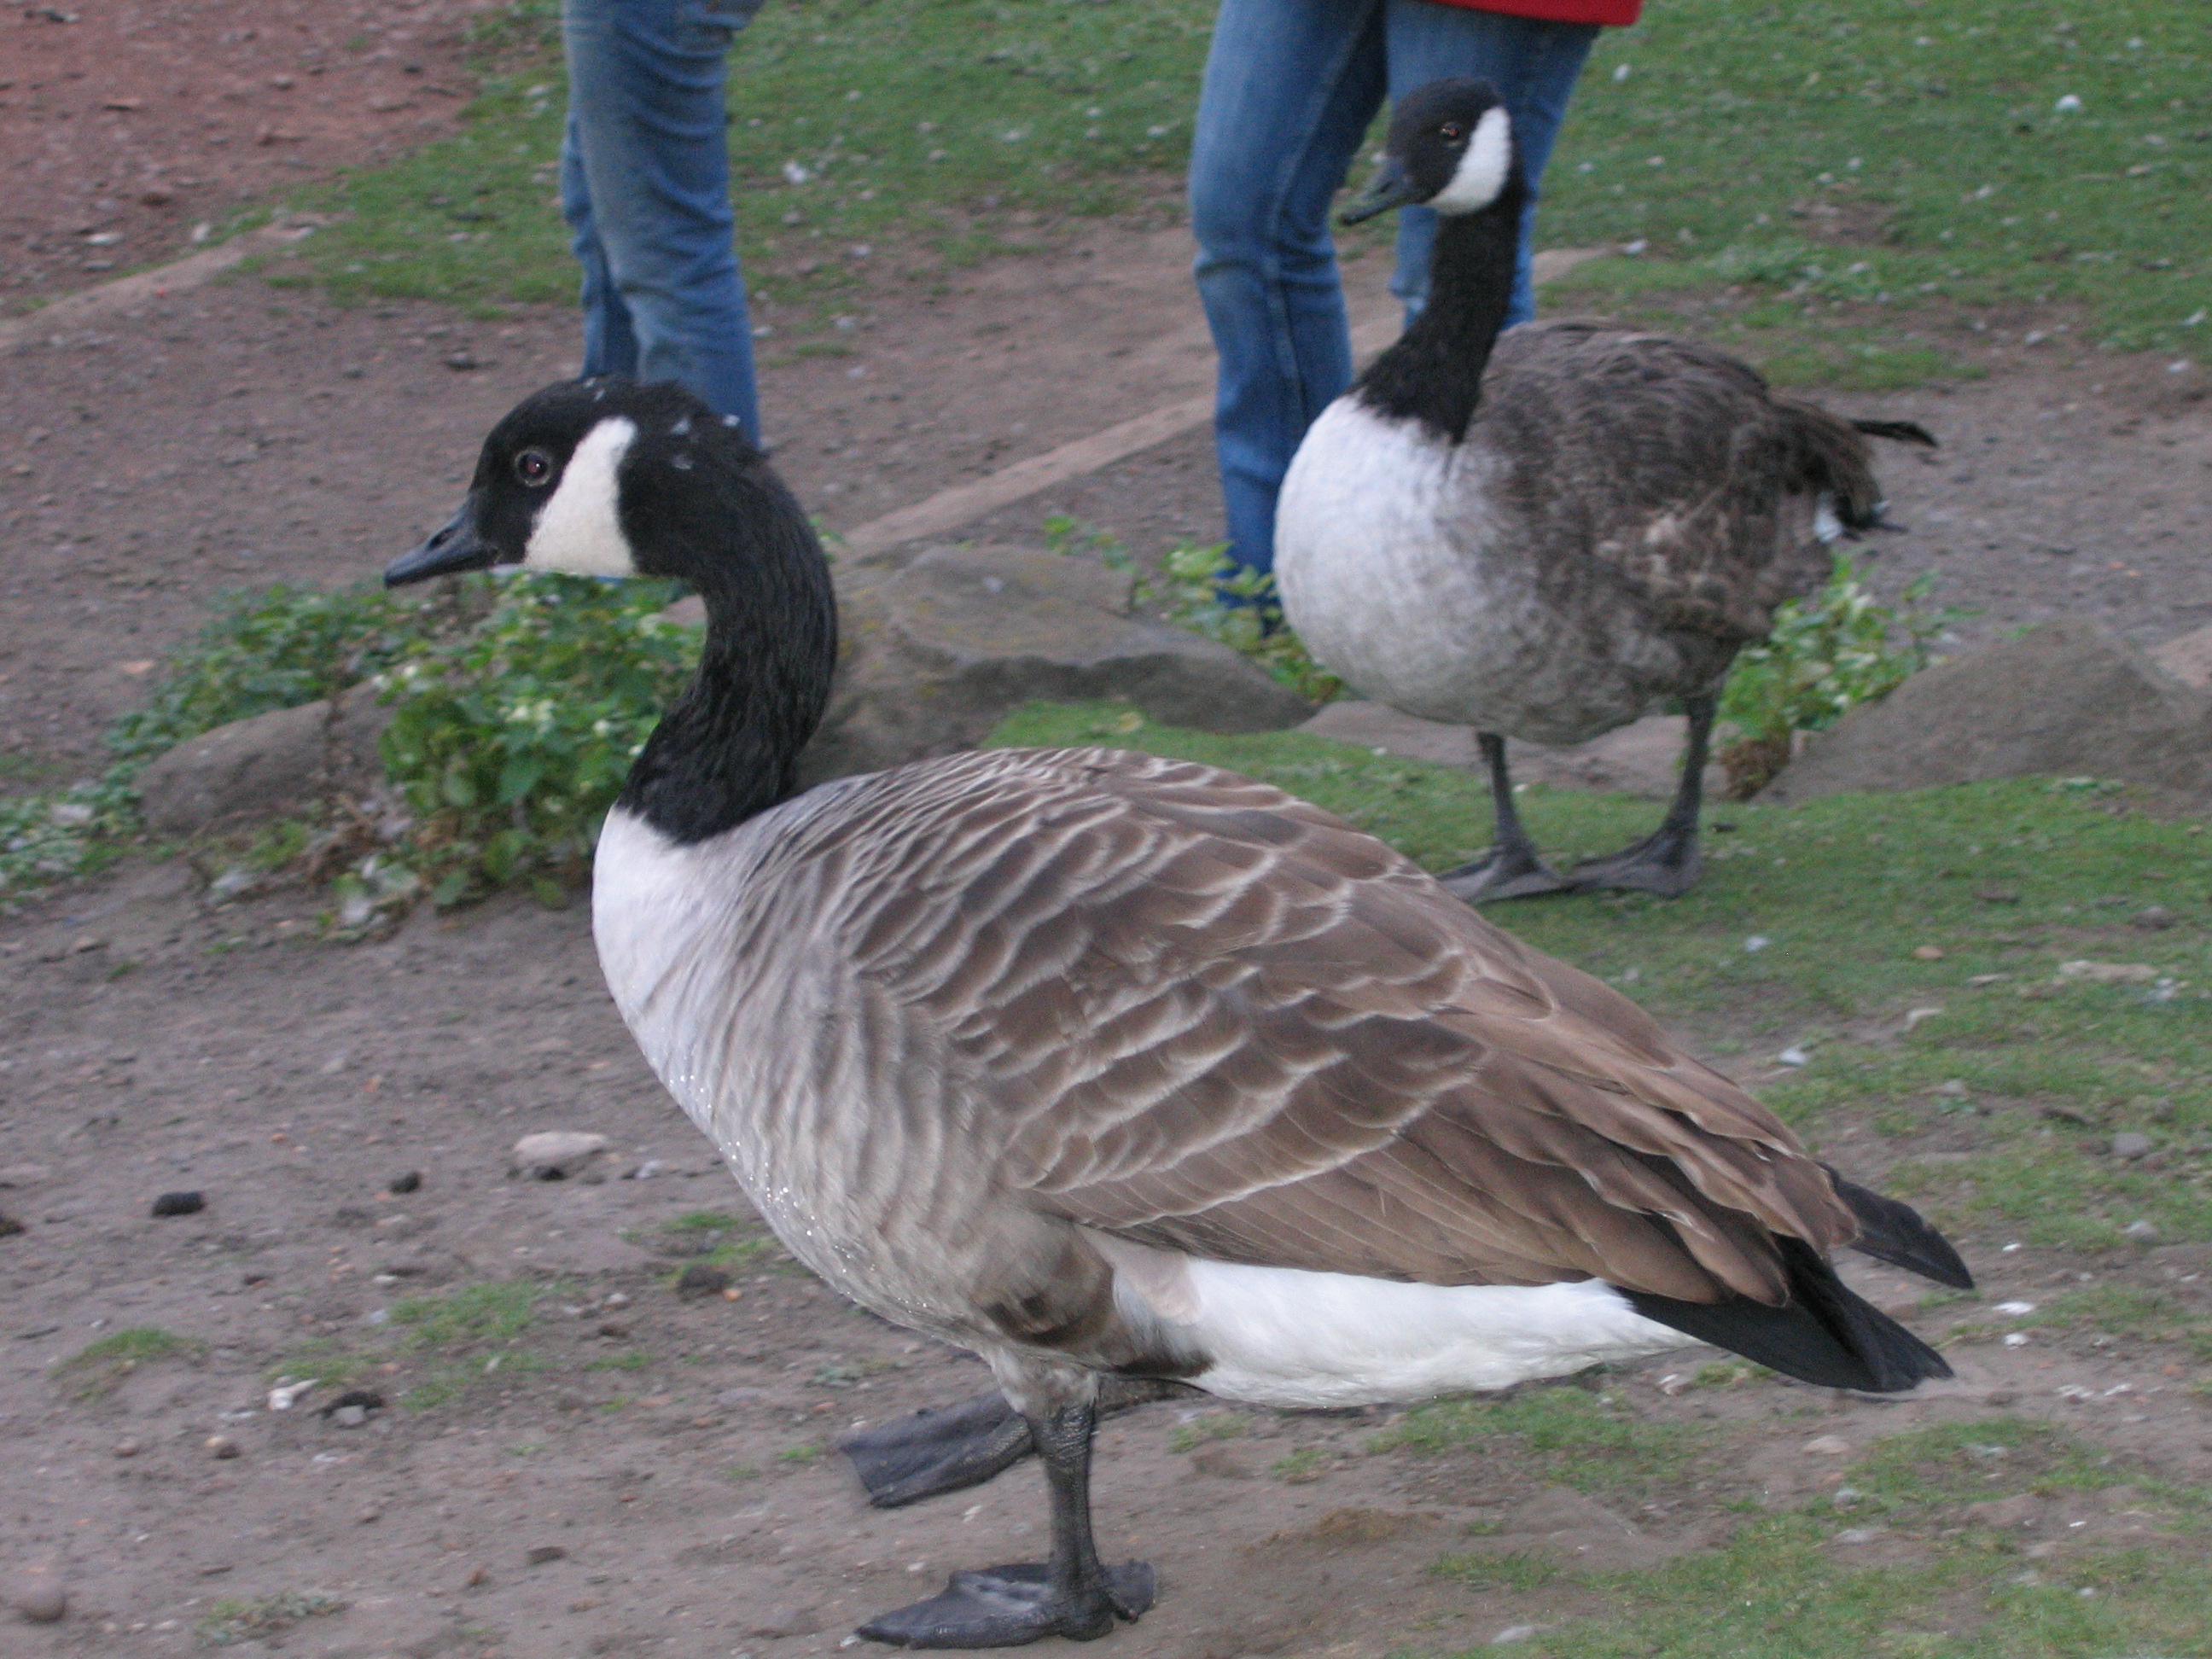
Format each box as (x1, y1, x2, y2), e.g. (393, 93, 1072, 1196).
(1275, 79, 1936, 903)
(385, 375, 1970, 1650)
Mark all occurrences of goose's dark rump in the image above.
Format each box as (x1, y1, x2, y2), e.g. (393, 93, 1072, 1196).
(1471, 321, 1880, 643)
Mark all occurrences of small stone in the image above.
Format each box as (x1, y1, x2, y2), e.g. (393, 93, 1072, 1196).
(10, 1569, 67, 1624)
(509, 1132, 611, 1181)
(1912, 945, 1945, 961)
(0, 1211, 22, 1238)
(2128, 905, 2178, 929)
(331, 1406, 368, 1428)
(1834, 1527, 1887, 1545)
(1802, 1435, 1851, 1457)
(113, 1438, 143, 1458)
(1491, 1626, 1542, 1644)
(388, 1171, 422, 1195)
(150, 1190, 206, 1217)
(526, 1545, 567, 1565)
(2123, 1220, 2161, 1242)
(748, 1607, 824, 1639)
(675, 1263, 731, 1299)
(2110, 1133, 2155, 1160)
(466, 1565, 488, 1588)
(443, 349, 480, 372)
(319, 1388, 387, 1427)
(358, 1510, 381, 1524)
(207, 1435, 240, 1459)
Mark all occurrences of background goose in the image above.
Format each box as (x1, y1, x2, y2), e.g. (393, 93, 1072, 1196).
(1275, 79, 1936, 903)
(384, 375, 1969, 1650)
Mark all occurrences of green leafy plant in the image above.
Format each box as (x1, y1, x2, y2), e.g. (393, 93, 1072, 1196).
(373, 573, 700, 906)
(1717, 556, 1960, 795)
(54, 1327, 201, 1399)
(1144, 540, 1344, 706)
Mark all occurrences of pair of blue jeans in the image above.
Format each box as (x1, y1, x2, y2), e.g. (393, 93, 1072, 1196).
(1190, 0, 1601, 573)
(560, 0, 765, 443)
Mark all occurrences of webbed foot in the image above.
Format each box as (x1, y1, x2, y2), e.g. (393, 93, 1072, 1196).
(1437, 849, 1578, 904)
(857, 1562, 1155, 1649)
(840, 1393, 1033, 1510)
(1566, 829, 1703, 898)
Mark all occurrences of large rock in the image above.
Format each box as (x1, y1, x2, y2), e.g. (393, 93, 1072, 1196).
(1760, 619, 2212, 806)
(1299, 701, 1722, 800)
(799, 545, 1313, 783)
(134, 682, 393, 836)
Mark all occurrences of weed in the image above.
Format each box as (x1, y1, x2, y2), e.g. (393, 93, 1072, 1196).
(666, 1208, 754, 1234)
(777, 1441, 824, 1464)
(55, 1328, 200, 1398)
(1371, 1386, 1704, 1499)
(1141, 541, 1344, 706)
(390, 1279, 550, 1352)
(1271, 1447, 1327, 1484)
(725, 1462, 764, 1481)
(260, 1338, 383, 1388)
(196, 1590, 346, 1647)
(1429, 1550, 1567, 1592)
(1168, 1412, 1250, 1452)
(587, 1350, 654, 1371)
(1717, 557, 1965, 795)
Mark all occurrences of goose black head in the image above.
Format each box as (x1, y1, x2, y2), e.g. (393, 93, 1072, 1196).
(385, 376, 756, 588)
(1342, 79, 1516, 225)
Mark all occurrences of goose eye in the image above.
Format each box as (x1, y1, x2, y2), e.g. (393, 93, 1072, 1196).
(515, 448, 554, 487)
(1440, 122, 1464, 142)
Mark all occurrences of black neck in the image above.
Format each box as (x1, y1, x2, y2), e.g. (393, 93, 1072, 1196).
(1353, 179, 1526, 442)
(613, 480, 837, 845)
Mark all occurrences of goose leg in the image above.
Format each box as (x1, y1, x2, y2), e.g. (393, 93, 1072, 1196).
(841, 1378, 1193, 1510)
(856, 1401, 1154, 1648)
(1566, 695, 1715, 898)
(1437, 733, 1575, 904)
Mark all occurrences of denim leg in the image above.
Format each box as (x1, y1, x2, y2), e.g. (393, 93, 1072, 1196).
(562, 0, 762, 443)
(1381, 2, 1600, 328)
(1190, 0, 1390, 575)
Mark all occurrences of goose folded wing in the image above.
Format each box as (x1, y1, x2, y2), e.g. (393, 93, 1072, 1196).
(902, 750, 1857, 1307)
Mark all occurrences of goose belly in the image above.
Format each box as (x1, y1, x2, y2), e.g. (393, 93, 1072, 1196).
(1114, 1247, 1687, 1408)
(1277, 401, 1679, 746)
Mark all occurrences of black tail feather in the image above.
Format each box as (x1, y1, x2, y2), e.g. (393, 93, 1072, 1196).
(1851, 417, 1939, 450)
(1623, 1237, 1952, 1394)
(1825, 1167, 1975, 1290)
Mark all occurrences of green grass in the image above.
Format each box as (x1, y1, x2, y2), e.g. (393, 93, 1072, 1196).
(54, 1328, 201, 1398)
(1373, 1385, 1707, 1500)
(264, 0, 2205, 370)
(985, 702, 2211, 1252)
(1168, 1412, 1250, 1452)
(196, 1590, 346, 1648)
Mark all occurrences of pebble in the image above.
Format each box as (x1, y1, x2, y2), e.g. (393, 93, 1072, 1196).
(675, 1263, 731, 1298)
(509, 1132, 612, 1181)
(388, 1171, 422, 1195)
(1491, 1626, 1542, 1644)
(321, 1388, 387, 1428)
(2130, 905, 2178, 930)
(525, 1545, 567, 1565)
(331, 1406, 369, 1428)
(2110, 1132, 2155, 1160)
(2123, 1219, 2161, 1242)
(0, 1210, 22, 1238)
(150, 1190, 206, 1218)
(1834, 1527, 1887, 1545)
(9, 1569, 67, 1624)
(112, 1439, 142, 1458)
(207, 1435, 240, 1460)
(1911, 945, 1945, 961)
(1802, 1435, 1851, 1457)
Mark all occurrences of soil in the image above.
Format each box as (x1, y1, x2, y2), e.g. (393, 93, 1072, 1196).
(6, 21, 2212, 1659)
(2, 0, 495, 311)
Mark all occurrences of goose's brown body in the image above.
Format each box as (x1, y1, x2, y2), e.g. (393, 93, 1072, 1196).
(597, 744, 1855, 1398)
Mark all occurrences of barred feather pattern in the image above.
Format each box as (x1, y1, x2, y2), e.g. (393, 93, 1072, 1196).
(594, 746, 1857, 1378)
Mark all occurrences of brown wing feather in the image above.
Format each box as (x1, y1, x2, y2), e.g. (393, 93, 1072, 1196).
(1477, 321, 1879, 641)
(832, 747, 1855, 1308)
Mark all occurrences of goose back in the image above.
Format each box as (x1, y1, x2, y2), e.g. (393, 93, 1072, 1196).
(595, 745, 1860, 1391)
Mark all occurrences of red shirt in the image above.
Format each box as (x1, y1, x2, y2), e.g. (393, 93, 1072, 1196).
(1432, 0, 1641, 25)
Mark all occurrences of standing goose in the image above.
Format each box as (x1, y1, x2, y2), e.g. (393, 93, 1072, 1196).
(1275, 79, 1936, 902)
(385, 376, 1970, 1650)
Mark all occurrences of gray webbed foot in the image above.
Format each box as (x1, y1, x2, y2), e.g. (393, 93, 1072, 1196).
(856, 1562, 1155, 1649)
(840, 1393, 1033, 1510)
(1438, 849, 1578, 904)
(1566, 826, 1703, 898)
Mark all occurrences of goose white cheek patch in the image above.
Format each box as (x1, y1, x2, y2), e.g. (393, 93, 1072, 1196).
(523, 416, 638, 576)
(1429, 106, 1513, 215)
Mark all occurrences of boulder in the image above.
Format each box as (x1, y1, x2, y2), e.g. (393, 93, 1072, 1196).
(798, 545, 1313, 783)
(1760, 620, 2212, 806)
(134, 681, 394, 837)
(1298, 701, 1722, 800)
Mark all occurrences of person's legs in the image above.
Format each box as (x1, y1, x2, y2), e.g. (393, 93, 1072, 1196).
(562, 0, 763, 441)
(1190, 0, 1389, 575)
(1382, 0, 1599, 328)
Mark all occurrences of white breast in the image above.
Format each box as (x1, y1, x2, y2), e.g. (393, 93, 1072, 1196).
(1276, 399, 1687, 746)
(1097, 1234, 1686, 1408)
